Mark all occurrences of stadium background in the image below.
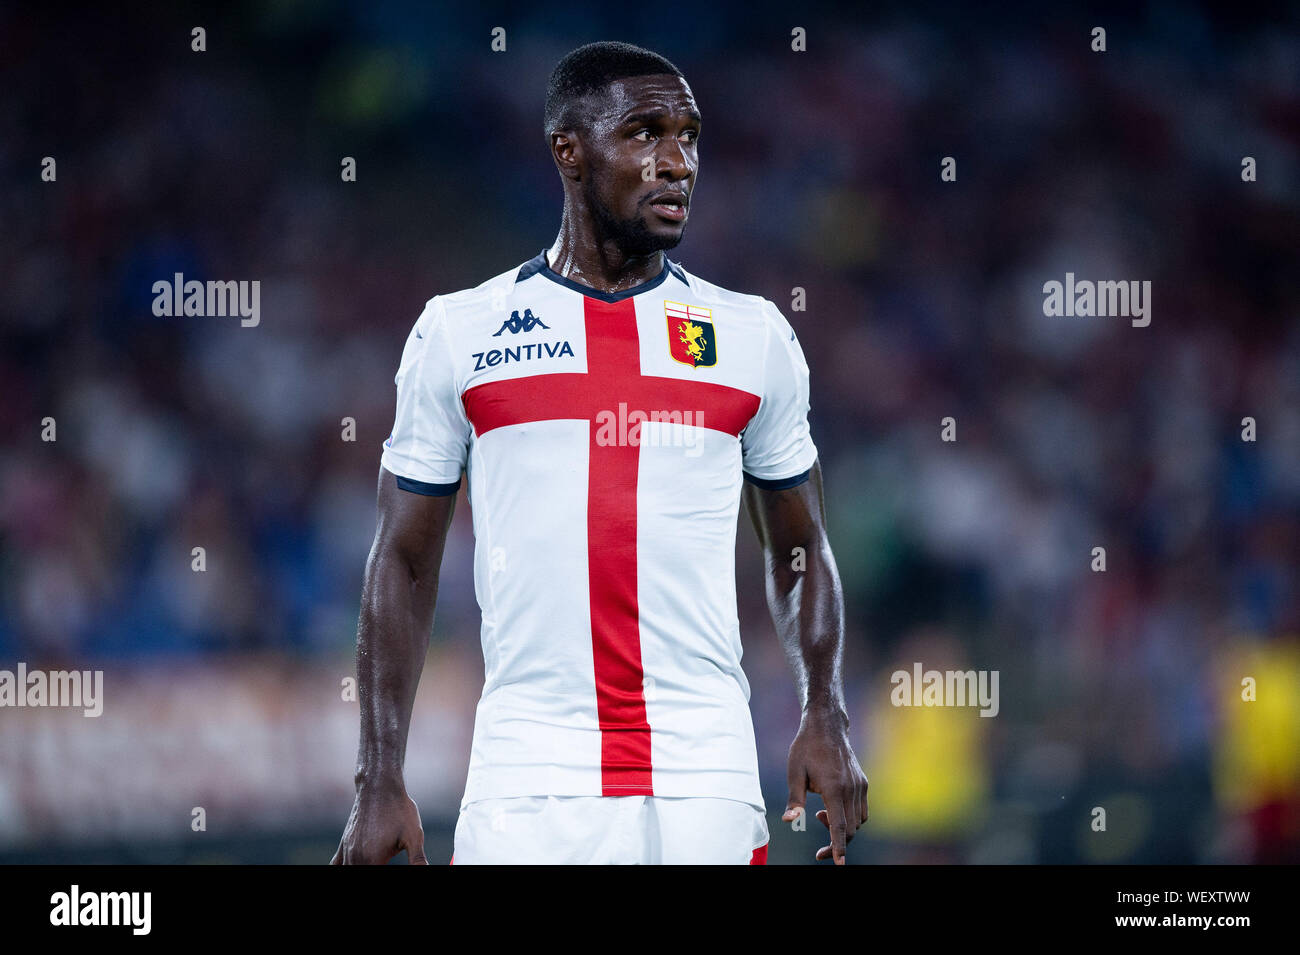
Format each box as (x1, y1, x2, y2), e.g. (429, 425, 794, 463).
(2, 1, 1297, 864)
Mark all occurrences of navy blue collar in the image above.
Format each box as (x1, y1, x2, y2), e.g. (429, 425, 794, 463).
(516, 249, 686, 303)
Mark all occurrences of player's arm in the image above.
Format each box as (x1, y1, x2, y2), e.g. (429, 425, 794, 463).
(331, 466, 456, 865)
(743, 461, 867, 865)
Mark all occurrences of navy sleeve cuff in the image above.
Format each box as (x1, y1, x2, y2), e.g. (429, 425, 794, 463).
(395, 474, 462, 496)
(743, 468, 811, 491)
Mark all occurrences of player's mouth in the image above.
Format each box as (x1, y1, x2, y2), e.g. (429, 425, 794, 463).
(648, 193, 689, 222)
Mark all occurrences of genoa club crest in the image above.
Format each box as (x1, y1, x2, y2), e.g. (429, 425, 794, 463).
(665, 301, 717, 367)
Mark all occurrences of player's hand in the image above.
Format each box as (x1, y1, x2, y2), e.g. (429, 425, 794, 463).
(782, 706, 869, 865)
(331, 780, 428, 865)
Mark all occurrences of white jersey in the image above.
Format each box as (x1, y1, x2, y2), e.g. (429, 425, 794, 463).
(381, 249, 818, 811)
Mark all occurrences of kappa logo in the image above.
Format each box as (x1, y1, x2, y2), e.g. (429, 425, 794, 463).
(493, 308, 550, 336)
(665, 300, 717, 367)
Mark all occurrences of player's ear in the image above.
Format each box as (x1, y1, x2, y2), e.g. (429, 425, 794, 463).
(550, 130, 584, 182)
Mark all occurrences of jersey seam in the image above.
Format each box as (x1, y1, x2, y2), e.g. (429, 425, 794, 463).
(460, 310, 502, 690)
(742, 299, 775, 459)
(409, 298, 439, 485)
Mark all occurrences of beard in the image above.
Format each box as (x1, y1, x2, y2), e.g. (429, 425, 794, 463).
(587, 182, 684, 257)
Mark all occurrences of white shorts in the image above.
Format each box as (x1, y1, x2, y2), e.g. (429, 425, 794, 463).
(450, 795, 770, 865)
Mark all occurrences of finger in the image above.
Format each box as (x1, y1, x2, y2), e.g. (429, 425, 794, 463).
(819, 803, 859, 846)
(813, 809, 831, 861)
(784, 761, 808, 824)
(404, 827, 429, 865)
(842, 800, 859, 843)
(827, 794, 849, 865)
(812, 808, 845, 862)
(848, 780, 864, 834)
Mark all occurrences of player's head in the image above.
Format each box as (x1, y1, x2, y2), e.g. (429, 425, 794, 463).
(545, 41, 700, 256)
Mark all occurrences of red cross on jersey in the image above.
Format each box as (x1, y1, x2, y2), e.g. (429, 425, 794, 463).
(381, 249, 818, 812)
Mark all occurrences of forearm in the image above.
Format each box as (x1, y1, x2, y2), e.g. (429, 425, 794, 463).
(353, 545, 439, 789)
(766, 533, 847, 721)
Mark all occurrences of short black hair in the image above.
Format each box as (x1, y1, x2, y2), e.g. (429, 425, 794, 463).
(544, 41, 684, 139)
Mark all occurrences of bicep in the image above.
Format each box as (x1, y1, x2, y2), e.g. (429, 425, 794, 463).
(743, 461, 825, 556)
(373, 466, 457, 581)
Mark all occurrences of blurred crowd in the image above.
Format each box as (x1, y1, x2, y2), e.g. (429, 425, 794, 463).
(1, 3, 1296, 862)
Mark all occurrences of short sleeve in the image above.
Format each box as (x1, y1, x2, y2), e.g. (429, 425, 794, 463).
(380, 297, 470, 495)
(740, 300, 819, 489)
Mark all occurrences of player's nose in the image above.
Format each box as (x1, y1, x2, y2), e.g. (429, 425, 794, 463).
(656, 138, 693, 180)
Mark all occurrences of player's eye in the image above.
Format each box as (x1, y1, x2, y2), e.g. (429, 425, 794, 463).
(632, 127, 696, 145)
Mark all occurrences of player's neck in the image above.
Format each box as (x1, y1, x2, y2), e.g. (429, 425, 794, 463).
(545, 235, 665, 297)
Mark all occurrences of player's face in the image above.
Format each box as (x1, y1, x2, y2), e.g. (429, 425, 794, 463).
(581, 74, 700, 256)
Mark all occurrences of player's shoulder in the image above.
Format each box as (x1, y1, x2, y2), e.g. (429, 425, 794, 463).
(411, 258, 526, 338)
(670, 261, 791, 338)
